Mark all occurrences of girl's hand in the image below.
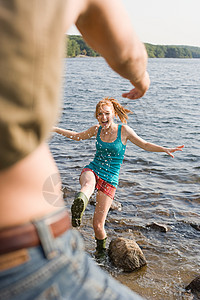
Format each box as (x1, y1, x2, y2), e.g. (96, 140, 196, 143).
(165, 145, 184, 158)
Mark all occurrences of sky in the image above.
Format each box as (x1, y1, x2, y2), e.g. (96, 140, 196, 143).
(67, 0, 200, 48)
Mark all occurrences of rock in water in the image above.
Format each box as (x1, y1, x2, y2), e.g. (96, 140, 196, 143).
(108, 237, 147, 272)
(190, 223, 200, 231)
(90, 199, 122, 211)
(146, 222, 168, 233)
(110, 200, 122, 211)
(186, 275, 200, 298)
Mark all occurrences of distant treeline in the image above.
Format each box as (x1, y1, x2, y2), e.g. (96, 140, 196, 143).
(66, 35, 200, 58)
(66, 35, 100, 57)
(145, 43, 200, 58)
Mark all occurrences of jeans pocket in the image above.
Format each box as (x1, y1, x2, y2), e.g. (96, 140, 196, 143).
(35, 284, 62, 300)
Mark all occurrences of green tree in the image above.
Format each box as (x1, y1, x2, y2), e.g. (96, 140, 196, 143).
(67, 39, 80, 57)
(67, 35, 99, 57)
(165, 47, 180, 58)
(181, 48, 192, 58)
(155, 46, 165, 58)
(145, 43, 156, 58)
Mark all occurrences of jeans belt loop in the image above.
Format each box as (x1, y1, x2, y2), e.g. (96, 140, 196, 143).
(32, 219, 58, 260)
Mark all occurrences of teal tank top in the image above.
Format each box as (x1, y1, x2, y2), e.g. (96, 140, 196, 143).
(85, 125, 126, 187)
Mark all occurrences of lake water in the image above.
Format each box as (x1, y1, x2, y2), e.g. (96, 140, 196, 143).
(50, 57, 200, 299)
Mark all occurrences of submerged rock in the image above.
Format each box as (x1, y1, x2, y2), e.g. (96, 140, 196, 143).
(110, 200, 122, 211)
(190, 223, 200, 231)
(89, 199, 122, 211)
(186, 275, 200, 298)
(108, 237, 147, 272)
(146, 222, 168, 233)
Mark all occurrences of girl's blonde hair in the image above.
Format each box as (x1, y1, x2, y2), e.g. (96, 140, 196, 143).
(95, 97, 133, 124)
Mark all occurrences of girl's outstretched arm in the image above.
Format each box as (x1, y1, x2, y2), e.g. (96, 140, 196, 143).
(123, 125, 184, 158)
(161, 145, 184, 158)
(52, 125, 99, 141)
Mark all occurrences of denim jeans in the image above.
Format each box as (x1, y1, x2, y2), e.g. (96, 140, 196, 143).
(0, 213, 145, 300)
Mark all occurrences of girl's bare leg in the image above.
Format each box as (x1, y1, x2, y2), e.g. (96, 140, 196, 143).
(71, 170, 96, 227)
(79, 170, 96, 199)
(93, 190, 113, 240)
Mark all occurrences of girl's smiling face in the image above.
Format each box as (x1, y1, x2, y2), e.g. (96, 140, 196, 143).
(97, 105, 114, 129)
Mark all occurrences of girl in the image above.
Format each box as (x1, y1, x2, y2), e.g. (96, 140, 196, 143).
(53, 97, 184, 256)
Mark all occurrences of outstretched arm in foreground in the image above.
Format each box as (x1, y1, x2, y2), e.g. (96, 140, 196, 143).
(75, 0, 150, 99)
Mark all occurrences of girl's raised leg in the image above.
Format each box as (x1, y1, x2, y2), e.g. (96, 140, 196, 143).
(79, 170, 96, 199)
(71, 171, 96, 227)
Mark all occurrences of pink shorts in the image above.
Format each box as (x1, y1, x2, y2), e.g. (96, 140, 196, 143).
(81, 168, 116, 200)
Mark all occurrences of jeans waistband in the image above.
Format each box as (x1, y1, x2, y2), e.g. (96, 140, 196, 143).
(0, 209, 71, 257)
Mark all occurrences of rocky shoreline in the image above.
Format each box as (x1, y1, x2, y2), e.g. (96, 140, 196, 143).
(90, 199, 200, 299)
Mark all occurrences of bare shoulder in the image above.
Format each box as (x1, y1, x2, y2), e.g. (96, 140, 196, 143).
(121, 124, 138, 142)
(121, 124, 130, 144)
(92, 124, 100, 133)
(121, 124, 132, 135)
(89, 124, 99, 137)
